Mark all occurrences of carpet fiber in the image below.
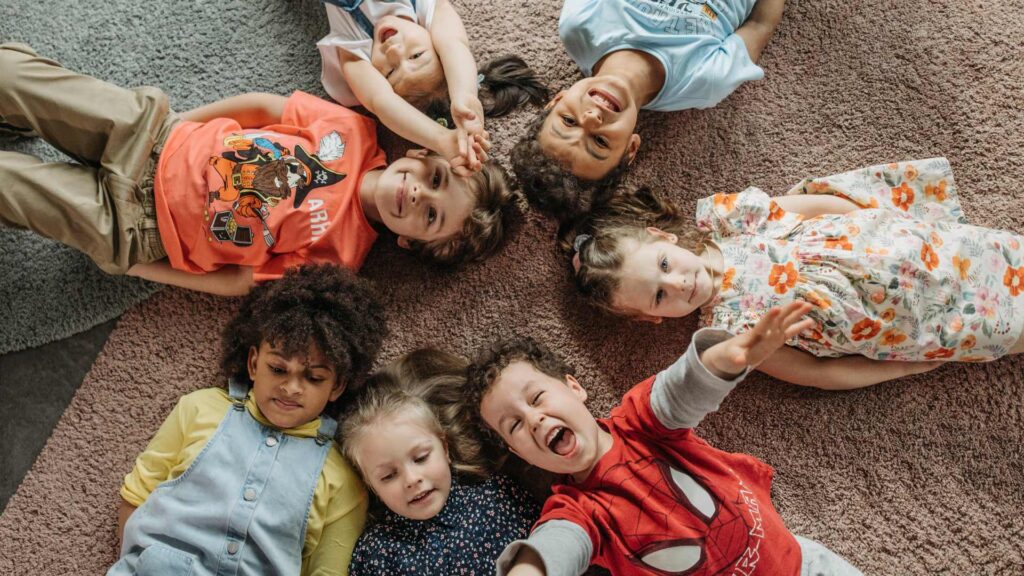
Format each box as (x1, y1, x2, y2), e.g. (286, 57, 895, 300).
(2, 0, 1023, 574)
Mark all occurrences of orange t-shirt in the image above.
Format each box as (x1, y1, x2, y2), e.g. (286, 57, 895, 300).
(154, 91, 386, 280)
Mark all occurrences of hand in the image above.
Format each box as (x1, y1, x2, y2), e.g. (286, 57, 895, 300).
(436, 129, 484, 178)
(707, 302, 815, 378)
(451, 98, 490, 170)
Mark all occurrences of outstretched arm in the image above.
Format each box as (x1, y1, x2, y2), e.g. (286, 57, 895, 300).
(735, 0, 786, 63)
(178, 92, 287, 127)
(771, 194, 861, 217)
(757, 345, 943, 389)
(430, 0, 488, 163)
(127, 260, 255, 296)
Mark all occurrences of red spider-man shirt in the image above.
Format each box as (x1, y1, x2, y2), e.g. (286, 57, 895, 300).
(539, 377, 802, 576)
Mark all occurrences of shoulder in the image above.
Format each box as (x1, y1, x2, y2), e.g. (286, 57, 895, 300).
(177, 387, 232, 413)
(322, 445, 368, 497)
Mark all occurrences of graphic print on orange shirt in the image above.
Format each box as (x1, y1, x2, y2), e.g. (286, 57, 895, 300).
(205, 131, 346, 248)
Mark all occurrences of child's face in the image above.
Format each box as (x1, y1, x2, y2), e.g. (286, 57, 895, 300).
(354, 408, 452, 521)
(372, 150, 475, 246)
(612, 230, 714, 322)
(247, 341, 343, 430)
(537, 77, 642, 181)
(370, 15, 443, 98)
(480, 361, 605, 480)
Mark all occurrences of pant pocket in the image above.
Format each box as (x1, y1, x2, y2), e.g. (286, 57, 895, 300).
(136, 543, 196, 576)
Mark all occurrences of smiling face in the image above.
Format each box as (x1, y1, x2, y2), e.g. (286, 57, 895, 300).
(353, 407, 452, 521)
(371, 151, 476, 245)
(612, 230, 715, 321)
(247, 341, 343, 430)
(480, 360, 609, 481)
(537, 76, 642, 181)
(370, 15, 444, 99)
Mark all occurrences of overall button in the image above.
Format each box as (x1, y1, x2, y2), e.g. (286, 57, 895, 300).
(227, 541, 240, 555)
(265, 436, 278, 447)
(243, 488, 257, 502)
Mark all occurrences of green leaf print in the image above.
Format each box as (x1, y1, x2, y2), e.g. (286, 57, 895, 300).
(963, 303, 976, 315)
(883, 172, 899, 187)
(983, 321, 993, 338)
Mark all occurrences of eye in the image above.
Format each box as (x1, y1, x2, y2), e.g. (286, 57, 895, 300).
(655, 288, 665, 306)
(594, 135, 609, 148)
(427, 207, 437, 225)
(561, 115, 577, 127)
(411, 51, 424, 60)
(414, 451, 430, 463)
(270, 365, 286, 375)
(432, 169, 442, 189)
(509, 419, 521, 434)
(385, 69, 395, 79)
(381, 472, 396, 482)
(531, 391, 543, 406)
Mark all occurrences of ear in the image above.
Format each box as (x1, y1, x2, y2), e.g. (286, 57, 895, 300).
(625, 133, 642, 164)
(405, 148, 429, 159)
(328, 380, 346, 402)
(636, 314, 664, 325)
(564, 374, 588, 403)
(396, 236, 412, 250)
(644, 226, 678, 244)
(247, 345, 260, 381)
(544, 90, 566, 111)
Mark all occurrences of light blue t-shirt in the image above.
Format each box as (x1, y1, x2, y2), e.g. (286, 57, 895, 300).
(559, 0, 764, 111)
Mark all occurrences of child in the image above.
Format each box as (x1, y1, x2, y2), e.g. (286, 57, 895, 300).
(510, 0, 785, 221)
(0, 43, 517, 296)
(316, 0, 548, 172)
(462, 302, 863, 575)
(571, 158, 1023, 389)
(110, 264, 388, 576)
(339, 348, 539, 574)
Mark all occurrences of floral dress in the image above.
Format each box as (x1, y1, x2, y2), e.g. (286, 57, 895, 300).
(697, 158, 1024, 361)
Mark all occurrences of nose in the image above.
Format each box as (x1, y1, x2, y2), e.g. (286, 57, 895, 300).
(385, 43, 401, 63)
(580, 107, 602, 129)
(282, 375, 302, 396)
(670, 273, 689, 294)
(527, 409, 546, 432)
(404, 468, 423, 488)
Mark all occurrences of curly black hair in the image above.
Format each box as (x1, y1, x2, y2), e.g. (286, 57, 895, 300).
(510, 110, 632, 225)
(219, 264, 388, 417)
(462, 336, 575, 449)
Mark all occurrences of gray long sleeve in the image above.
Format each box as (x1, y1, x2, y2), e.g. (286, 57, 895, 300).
(650, 328, 751, 430)
(495, 520, 592, 576)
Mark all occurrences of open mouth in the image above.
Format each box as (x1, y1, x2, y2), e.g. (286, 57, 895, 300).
(395, 173, 407, 215)
(409, 488, 435, 505)
(687, 271, 697, 303)
(588, 88, 622, 113)
(379, 27, 397, 44)
(546, 426, 577, 456)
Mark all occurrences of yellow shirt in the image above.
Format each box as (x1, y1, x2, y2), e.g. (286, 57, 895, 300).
(120, 387, 367, 576)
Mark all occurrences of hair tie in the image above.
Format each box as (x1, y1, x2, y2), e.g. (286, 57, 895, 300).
(573, 234, 592, 253)
(476, 73, 485, 87)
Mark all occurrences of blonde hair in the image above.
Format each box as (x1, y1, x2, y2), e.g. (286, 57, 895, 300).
(339, 348, 488, 481)
(568, 186, 709, 317)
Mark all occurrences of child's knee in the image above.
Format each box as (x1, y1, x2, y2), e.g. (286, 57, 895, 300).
(0, 43, 38, 93)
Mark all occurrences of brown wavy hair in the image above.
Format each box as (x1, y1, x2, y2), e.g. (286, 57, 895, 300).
(416, 55, 550, 122)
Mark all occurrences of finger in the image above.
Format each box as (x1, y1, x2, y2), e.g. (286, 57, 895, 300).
(753, 307, 781, 336)
(781, 301, 813, 329)
(784, 318, 816, 339)
(456, 129, 469, 159)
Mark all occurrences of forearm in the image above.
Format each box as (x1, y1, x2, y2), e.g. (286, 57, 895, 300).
(771, 194, 860, 217)
(747, 0, 786, 29)
(431, 0, 479, 109)
(179, 93, 287, 127)
(507, 548, 546, 576)
(368, 91, 449, 151)
(117, 497, 137, 547)
(496, 520, 591, 576)
(652, 329, 747, 429)
(736, 0, 785, 63)
(126, 260, 255, 296)
(758, 349, 928, 389)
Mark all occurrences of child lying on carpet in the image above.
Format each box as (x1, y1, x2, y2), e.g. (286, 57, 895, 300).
(0, 43, 517, 296)
(339, 348, 539, 575)
(510, 0, 785, 221)
(109, 264, 386, 576)
(462, 302, 863, 576)
(316, 0, 548, 174)
(569, 158, 1023, 389)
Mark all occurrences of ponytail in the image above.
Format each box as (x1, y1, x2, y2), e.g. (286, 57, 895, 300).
(478, 55, 549, 117)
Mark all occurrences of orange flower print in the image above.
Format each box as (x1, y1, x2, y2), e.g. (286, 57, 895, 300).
(924, 180, 948, 201)
(880, 308, 896, 322)
(920, 243, 939, 271)
(960, 335, 977, 350)
(904, 164, 919, 181)
(713, 193, 738, 213)
(803, 290, 831, 310)
(886, 162, 899, 170)
(825, 235, 853, 251)
(768, 202, 786, 221)
(929, 232, 943, 247)
(891, 183, 914, 211)
(845, 224, 861, 236)
(924, 347, 955, 360)
(952, 256, 971, 280)
(880, 329, 907, 347)
(851, 318, 882, 341)
(720, 268, 736, 292)
(959, 355, 990, 363)
(807, 181, 833, 194)
(867, 197, 880, 208)
(768, 262, 799, 295)
(1003, 265, 1024, 297)
(1010, 237, 1021, 251)
(868, 285, 887, 305)
(948, 315, 963, 333)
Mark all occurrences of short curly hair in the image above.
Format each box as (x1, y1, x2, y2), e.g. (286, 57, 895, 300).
(510, 110, 632, 224)
(462, 336, 575, 449)
(404, 160, 521, 266)
(219, 264, 388, 417)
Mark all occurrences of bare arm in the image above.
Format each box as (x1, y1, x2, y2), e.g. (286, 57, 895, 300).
(771, 194, 861, 218)
(178, 93, 287, 127)
(507, 547, 547, 576)
(757, 346, 942, 389)
(127, 260, 255, 296)
(117, 497, 137, 547)
(430, 0, 483, 119)
(735, 0, 786, 63)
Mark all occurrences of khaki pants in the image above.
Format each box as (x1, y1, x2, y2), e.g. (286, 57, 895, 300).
(0, 43, 177, 274)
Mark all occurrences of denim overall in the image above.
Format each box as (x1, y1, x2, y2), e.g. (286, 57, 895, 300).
(108, 379, 337, 575)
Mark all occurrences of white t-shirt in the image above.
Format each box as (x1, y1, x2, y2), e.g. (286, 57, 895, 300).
(559, 0, 764, 111)
(316, 0, 438, 106)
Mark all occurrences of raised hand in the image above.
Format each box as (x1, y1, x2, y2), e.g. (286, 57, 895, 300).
(704, 302, 815, 379)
